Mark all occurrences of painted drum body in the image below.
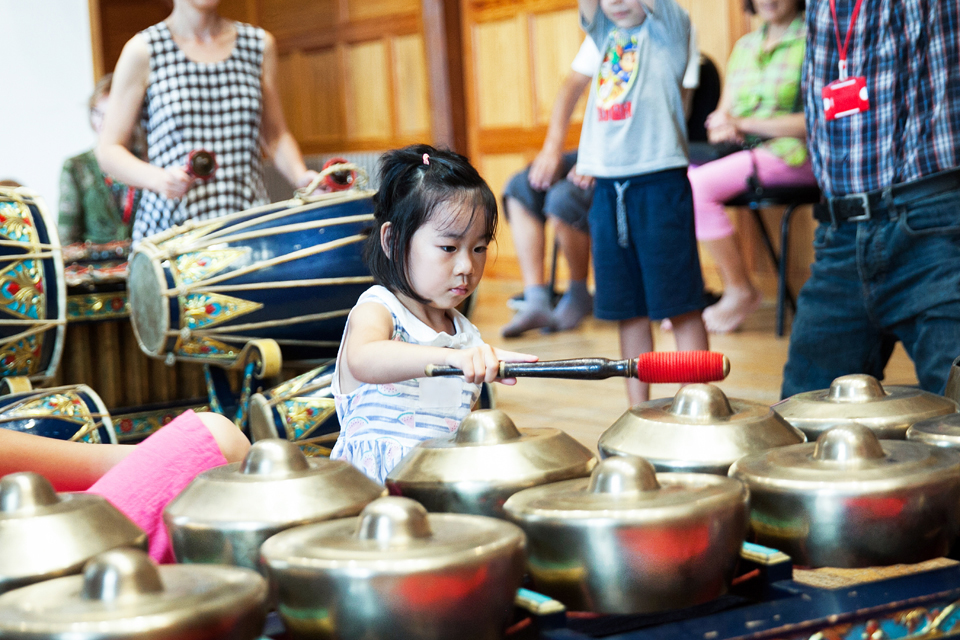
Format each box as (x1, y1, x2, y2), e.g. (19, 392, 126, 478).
(128, 190, 375, 367)
(0, 549, 267, 640)
(386, 410, 597, 519)
(730, 424, 960, 568)
(0, 473, 146, 595)
(598, 384, 805, 474)
(0, 384, 116, 444)
(504, 457, 749, 614)
(775, 374, 957, 440)
(0, 188, 65, 381)
(248, 361, 339, 457)
(164, 439, 386, 573)
(261, 497, 526, 640)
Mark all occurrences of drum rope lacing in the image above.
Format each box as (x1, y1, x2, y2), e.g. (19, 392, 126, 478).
(145, 187, 374, 247)
(172, 308, 351, 339)
(263, 375, 335, 407)
(294, 163, 369, 199)
(166, 213, 375, 256)
(169, 234, 371, 295)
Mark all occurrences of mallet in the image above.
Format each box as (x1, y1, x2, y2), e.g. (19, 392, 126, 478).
(425, 351, 730, 383)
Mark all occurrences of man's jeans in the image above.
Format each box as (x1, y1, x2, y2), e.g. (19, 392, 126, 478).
(782, 188, 960, 398)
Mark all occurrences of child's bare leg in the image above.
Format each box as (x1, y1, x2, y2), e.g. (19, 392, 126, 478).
(669, 309, 709, 352)
(619, 316, 653, 406)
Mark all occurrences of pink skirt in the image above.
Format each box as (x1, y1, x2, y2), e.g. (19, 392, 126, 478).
(86, 411, 227, 564)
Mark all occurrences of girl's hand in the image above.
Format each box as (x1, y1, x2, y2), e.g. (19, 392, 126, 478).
(446, 344, 501, 385)
(156, 167, 194, 199)
(491, 347, 539, 386)
(443, 346, 538, 385)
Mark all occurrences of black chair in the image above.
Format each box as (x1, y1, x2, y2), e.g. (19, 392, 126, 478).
(724, 180, 821, 337)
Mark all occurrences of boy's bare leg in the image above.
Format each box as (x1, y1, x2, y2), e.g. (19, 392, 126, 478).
(619, 316, 653, 406)
(670, 309, 709, 352)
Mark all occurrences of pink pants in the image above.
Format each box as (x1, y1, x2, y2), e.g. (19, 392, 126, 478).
(689, 148, 818, 242)
(86, 411, 227, 564)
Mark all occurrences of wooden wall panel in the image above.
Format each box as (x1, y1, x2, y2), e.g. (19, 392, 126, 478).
(349, 0, 420, 21)
(474, 17, 532, 129)
(258, 0, 337, 38)
(392, 35, 432, 138)
(345, 42, 394, 140)
(530, 9, 585, 125)
(276, 51, 304, 139)
(481, 153, 533, 274)
(302, 48, 345, 143)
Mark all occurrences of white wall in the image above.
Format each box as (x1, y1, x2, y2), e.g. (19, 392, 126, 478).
(0, 0, 96, 213)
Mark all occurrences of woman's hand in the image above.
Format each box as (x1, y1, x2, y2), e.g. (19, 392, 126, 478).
(155, 167, 194, 199)
(705, 110, 743, 145)
(295, 169, 330, 195)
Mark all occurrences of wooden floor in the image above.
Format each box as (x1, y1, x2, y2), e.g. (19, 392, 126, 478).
(470, 278, 920, 454)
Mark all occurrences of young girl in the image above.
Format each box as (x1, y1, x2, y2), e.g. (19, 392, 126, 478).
(331, 145, 536, 483)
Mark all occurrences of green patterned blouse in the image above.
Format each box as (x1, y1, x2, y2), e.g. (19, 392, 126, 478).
(58, 150, 140, 244)
(725, 16, 808, 166)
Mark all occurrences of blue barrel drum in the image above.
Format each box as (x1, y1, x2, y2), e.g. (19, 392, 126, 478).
(248, 361, 339, 456)
(127, 189, 375, 368)
(0, 188, 66, 381)
(0, 384, 117, 444)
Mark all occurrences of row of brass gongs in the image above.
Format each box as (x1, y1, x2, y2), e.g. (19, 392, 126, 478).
(4, 371, 960, 638)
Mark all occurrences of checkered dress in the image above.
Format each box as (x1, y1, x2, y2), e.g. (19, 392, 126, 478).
(134, 21, 269, 243)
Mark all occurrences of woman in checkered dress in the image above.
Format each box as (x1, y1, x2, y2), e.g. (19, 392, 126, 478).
(97, 0, 319, 243)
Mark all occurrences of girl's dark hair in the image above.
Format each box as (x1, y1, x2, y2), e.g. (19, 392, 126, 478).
(743, 0, 804, 14)
(364, 144, 498, 303)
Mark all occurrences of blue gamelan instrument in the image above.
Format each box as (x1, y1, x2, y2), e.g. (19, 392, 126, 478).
(248, 360, 339, 456)
(0, 188, 66, 381)
(127, 188, 375, 369)
(0, 384, 116, 444)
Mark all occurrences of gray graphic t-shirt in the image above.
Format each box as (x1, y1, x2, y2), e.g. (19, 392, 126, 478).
(578, 0, 692, 178)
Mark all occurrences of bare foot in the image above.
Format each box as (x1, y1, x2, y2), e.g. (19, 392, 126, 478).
(702, 288, 763, 334)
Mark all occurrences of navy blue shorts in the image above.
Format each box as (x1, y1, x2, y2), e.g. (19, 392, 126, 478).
(502, 152, 593, 233)
(589, 168, 704, 321)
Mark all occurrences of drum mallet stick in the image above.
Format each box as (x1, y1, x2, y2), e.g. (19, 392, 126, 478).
(425, 351, 730, 383)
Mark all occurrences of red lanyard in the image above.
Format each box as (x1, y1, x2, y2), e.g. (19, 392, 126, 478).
(829, 0, 865, 79)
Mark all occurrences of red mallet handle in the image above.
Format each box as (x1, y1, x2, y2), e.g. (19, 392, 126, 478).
(425, 351, 730, 383)
(633, 351, 729, 383)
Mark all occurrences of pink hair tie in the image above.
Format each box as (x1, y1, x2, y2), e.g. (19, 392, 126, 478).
(423, 153, 430, 166)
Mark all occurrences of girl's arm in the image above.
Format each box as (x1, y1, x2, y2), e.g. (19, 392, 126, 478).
(0, 429, 134, 492)
(260, 31, 318, 190)
(734, 113, 807, 141)
(340, 303, 537, 390)
(96, 35, 193, 199)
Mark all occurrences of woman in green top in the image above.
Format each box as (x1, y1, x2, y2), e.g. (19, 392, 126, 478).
(687, 0, 817, 334)
(58, 74, 141, 245)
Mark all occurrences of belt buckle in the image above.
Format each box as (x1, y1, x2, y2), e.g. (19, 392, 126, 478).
(845, 193, 871, 222)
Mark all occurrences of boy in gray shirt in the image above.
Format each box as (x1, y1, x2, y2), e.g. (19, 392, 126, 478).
(578, 0, 708, 406)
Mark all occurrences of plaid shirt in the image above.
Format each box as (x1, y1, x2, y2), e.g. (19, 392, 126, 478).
(727, 16, 807, 166)
(804, 0, 960, 197)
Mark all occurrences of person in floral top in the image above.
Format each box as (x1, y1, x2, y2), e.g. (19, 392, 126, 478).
(687, 0, 816, 334)
(58, 74, 141, 245)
